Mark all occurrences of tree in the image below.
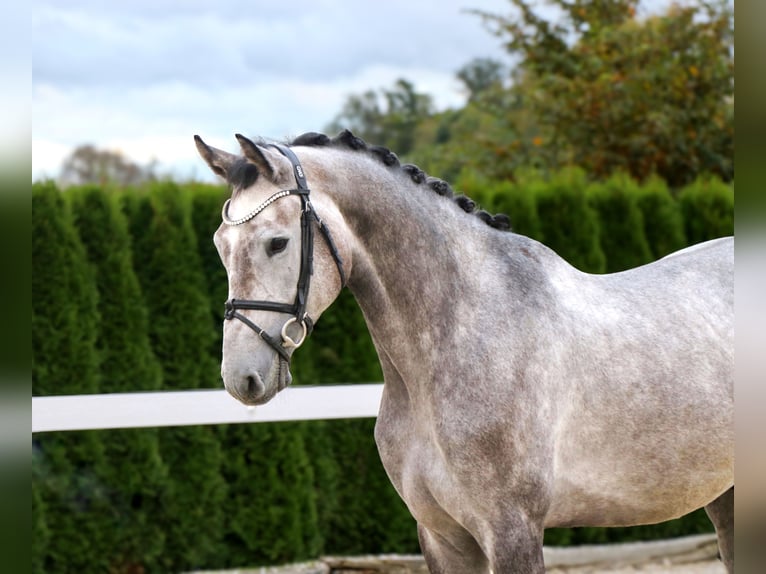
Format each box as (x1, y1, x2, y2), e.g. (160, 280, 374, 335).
(218, 422, 320, 567)
(587, 173, 653, 272)
(122, 184, 227, 571)
(533, 168, 606, 273)
(455, 170, 543, 239)
(475, 0, 734, 187)
(634, 175, 687, 259)
(32, 473, 49, 574)
(68, 187, 169, 572)
(60, 144, 157, 187)
(456, 57, 507, 102)
(32, 181, 114, 572)
(189, 183, 230, 362)
(678, 177, 734, 245)
(327, 78, 434, 154)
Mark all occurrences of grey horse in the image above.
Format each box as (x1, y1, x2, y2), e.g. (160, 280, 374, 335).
(195, 130, 733, 573)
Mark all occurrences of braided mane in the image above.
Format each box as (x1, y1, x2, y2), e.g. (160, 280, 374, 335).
(290, 130, 511, 232)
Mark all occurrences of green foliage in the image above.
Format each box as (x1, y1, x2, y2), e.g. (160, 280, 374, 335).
(68, 186, 169, 572)
(189, 183, 230, 362)
(456, 57, 507, 102)
(294, 291, 384, 385)
(332, 3, 732, 191)
(32, 181, 114, 572)
(219, 422, 320, 567)
(533, 168, 606, 272)
(32, 182, 101, 398)
(68, 187, 164, 394)
(320, 418, 419, 555)
(678, 177, 734, 245)
(122, 184, 227, 571)
(477, 0, 733, 187)
(455, 169, 542, 240)
(587, 172, 653, 272)
(410, 84, 545, 184)
(300, 420, 341, 543)
(634, 175, 687, 259)
(122, 184, 220, 390)
(32, 479, 49, 574)
(327, 79, 434, 155)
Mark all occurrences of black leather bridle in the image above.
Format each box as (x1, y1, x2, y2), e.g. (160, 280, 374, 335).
(222, 143, 346, 362)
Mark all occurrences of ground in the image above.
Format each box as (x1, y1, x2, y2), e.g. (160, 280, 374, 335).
(187, 534, 725, 574)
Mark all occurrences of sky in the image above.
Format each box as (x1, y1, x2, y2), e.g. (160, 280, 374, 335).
(32, 0, 521, 182)
(32, 0, 686, 183)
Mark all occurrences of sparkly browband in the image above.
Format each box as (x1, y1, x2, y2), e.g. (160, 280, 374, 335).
(221, 189, 305, 226)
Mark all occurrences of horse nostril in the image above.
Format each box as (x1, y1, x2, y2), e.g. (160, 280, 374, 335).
(246, 375, 257, 396)
(225, 372, 266, 405)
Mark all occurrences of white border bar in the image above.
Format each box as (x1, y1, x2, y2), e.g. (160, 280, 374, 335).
(32, 384, 384, 433)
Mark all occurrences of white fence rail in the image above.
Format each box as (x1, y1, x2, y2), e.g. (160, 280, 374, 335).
(32, 384, 384, 433)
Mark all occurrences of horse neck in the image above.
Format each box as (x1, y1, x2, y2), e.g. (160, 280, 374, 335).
(305, 148, 512, 387)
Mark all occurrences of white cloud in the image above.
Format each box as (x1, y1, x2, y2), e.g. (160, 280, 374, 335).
(34, 0, 507, 88)
(31, 139, 71, 180)
(33, 0, 509, 181)
(33, 0, 732, 181)
(28, 0, 552, 180)
(32, 61, 466, 182)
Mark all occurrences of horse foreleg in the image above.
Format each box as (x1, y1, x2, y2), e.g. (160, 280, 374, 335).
(417, 523, 490, 574)
(705, 486, 734, 573)
(484, 513, 546, 574)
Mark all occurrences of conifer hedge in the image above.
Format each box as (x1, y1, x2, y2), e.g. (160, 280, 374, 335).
(532, 168, 607, 273)
(634, 176, 687, 260)
(68, 187, 168, 572)
(32, 182, 114, 573)
(678, 177, 735, 245)
(122, 184, 228, 572)
(32, 173, 733, 572)
(587, 173, 653, 273)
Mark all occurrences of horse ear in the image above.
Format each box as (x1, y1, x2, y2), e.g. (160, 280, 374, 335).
(235, 133, 276, 181)
(194, 135, 238, 180)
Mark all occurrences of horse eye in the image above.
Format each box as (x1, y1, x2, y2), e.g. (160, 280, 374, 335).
(268, 237, 289, 256)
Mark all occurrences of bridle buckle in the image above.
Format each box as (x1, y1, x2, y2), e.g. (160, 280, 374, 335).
(224, 299, 235, 320)
(280, 316, 309, 349)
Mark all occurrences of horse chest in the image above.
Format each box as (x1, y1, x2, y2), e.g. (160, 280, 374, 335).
(375, 413, 469, 527)
(374, 392, 543, 529)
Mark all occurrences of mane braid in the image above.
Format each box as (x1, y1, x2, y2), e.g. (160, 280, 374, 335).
(288, 129, 512, 232)
(291, 132, 330, 147)
(402, 164, 426, 184)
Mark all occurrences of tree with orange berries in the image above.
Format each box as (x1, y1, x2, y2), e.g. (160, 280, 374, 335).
(475, 0, 733, 187)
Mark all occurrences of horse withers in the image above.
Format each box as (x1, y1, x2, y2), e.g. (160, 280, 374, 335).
(195, 130, 733, 573)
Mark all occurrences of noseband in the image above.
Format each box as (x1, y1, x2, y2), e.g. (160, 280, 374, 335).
(222, 144, 346, 362)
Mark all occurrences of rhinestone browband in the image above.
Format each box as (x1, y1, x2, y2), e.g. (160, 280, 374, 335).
(221, 190, 295, 226)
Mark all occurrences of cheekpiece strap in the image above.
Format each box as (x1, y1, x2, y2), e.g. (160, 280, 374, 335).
(269, 143, 309, 190)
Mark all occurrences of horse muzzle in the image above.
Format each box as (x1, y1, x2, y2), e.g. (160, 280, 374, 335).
(222, 354, 292, 406)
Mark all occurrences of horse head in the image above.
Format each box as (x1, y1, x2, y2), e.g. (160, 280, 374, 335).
(195, 134, 349, 405)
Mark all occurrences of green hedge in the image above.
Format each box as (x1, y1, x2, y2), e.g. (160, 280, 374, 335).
(32, 182, 114, 573)
(32, 172, 733, 572)
(122, 184, 229, 571)
(68, 187, 168, 571)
